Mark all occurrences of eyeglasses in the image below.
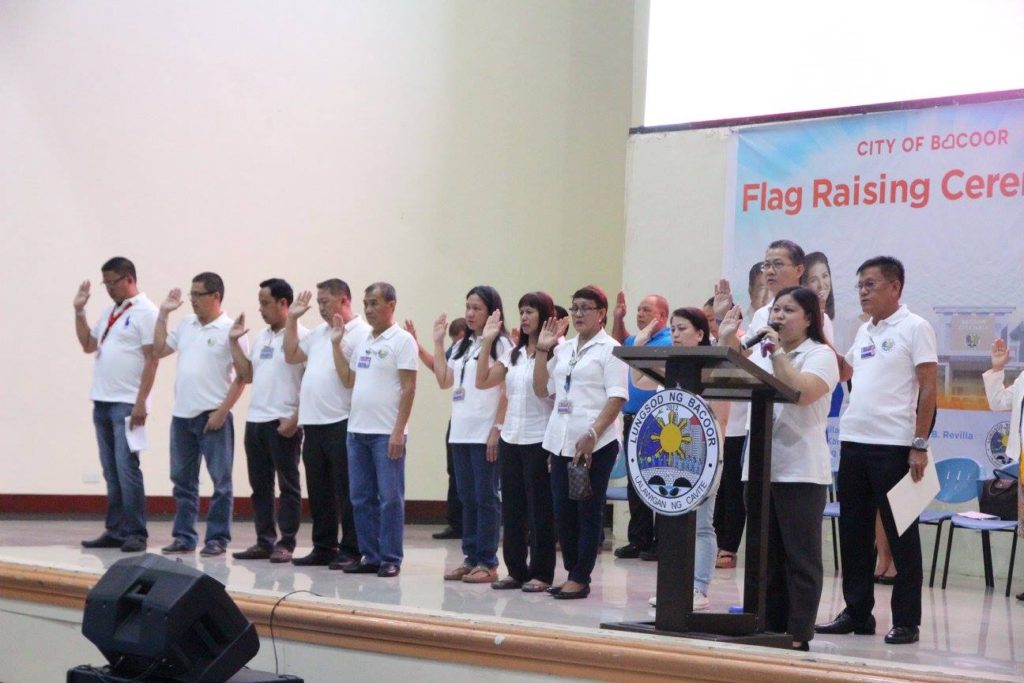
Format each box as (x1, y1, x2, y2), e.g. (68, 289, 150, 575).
(189, 291, 214, 300)
(760, 260, 792, 272)
(102, 275, 127, 288)
(569, 305, 598, 315)
(854, 280, 893, 292)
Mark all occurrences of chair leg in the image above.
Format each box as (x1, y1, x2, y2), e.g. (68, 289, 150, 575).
(929, 521, 944, 588)
(1006, 532, 1018, 598)
(982, 531, 994, 588)
(942, 523, 956, 590)
(830, 517, 838, 571)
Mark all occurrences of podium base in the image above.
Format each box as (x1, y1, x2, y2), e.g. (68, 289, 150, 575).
(600, 621, 792, 649)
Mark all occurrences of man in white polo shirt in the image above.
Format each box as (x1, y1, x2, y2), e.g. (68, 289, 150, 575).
(816, 256, 937, 645)
(153, 272, 246, 557)
(330, 282, 418, 577)
(228, 278, 307, 564)
(74, 257, 160, 553)
(284, 278, 370, 568)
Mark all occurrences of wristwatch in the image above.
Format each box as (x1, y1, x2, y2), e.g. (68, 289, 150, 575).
(911, 437, 929, 451)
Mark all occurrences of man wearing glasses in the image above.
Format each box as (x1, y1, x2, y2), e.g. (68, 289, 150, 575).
(74, 257, 160, 553)
(153, 272, 247, 556)
(816, 256, 937, 645)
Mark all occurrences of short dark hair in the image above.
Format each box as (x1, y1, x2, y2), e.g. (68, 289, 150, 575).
(448, 317, 468, 337)
(748, 261, 764, 291)
(364, 281, 396, 303)
(192, 272, 224, 301)
(316, 278, 351, 300)
(857, 255, 905, 294)
(259, 278, 294, 305)
(101, 257, 136, 281)
(773, 286, 827, 344)
(767, 239, 805, 267)
(554, 305, 569, 319)
(703, 296, 714, 308)
(670, 307, 711, 346)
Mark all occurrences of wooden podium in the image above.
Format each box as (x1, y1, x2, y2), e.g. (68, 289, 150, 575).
(601, 346, 799, 647)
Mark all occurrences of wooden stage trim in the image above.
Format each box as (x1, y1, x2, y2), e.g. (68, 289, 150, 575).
(0, 561, 965, 683)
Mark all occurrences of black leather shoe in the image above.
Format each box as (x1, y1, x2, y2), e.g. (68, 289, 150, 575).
(329, 553, 361, 571)
(377, 563, 401, 578)
(82, 534, 123, 549)
(232, 545, 272, 560)
(1016, 591, 1024, 601)
(639, 548, 659, 562)
(432, 527, 462, 540)
(292, 548, 337, 566)
(545, 585, 562, 596)
(120, 538, 147, 553)
(342, 561, 381, 574)
(814, 612, 876, 635)
(161, 539, 196, 554)
(553, 584, 590, 600)
(613, 543, 642, 559)
(884, 626, 919, 644)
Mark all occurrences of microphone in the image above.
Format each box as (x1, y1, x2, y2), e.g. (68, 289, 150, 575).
(742, 321, 782, 350)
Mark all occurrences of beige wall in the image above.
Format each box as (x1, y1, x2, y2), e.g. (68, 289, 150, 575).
(0, 1, 636, 499)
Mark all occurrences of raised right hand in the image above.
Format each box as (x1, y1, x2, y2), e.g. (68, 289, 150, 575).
(403, 319, 418, 341)
(712, 278, 734, 322)
(613, 290, 627, 321)
(160, 288, 183, 315)
(330, 313, 346, 345)
(717, 304, 743, 345)
(481, 309, 502, 342)
(432, 313, 448, 345)
(538, 316, 568, 350)
(73, 281, 91, 311)
(228, 313, 248, 341)
(634, 319, 658, 347)
(992, 338, 1012, 371)
(289, 290, 312, 319)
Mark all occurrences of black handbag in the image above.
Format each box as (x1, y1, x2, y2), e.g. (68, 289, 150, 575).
(979, 468, 1019, 520)
(567, 462, 593, 501)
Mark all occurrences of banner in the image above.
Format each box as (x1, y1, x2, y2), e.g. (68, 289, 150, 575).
(725, 99, 1024, 473)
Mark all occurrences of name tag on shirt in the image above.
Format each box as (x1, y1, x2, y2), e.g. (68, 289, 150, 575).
(357, 354, 371, 369)
(860, 344, 876, 359)
(452, 387, 466, 402)
(557, 399, 573, 415)
(260, 346, 274, 360)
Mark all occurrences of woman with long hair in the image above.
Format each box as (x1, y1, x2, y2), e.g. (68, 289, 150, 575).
(476, 292, 558, 592)
(433, 286, 511, 584)
(719, 286, 838, 650)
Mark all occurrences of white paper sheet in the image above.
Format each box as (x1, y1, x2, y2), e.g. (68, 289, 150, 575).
(124, 416, 149, 452)
(887, 453, 940, 536)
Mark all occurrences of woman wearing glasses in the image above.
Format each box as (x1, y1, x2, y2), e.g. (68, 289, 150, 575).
(433, 286, 512, 584)
(534, 285, 629, 599)
(719, 286, 838, 650)
(475, 292, 559, 592)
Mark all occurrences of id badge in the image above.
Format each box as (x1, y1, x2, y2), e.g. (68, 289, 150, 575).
(557, 399, 573, 415)
(860, 344, 876, 359)
(260, 345, 274, 360)
(357, 354, 371, 369)
(452, 387, 466, 402)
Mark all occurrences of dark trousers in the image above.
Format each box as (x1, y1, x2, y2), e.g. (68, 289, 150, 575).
(713, 435, 747, 553)
(550, 442, 617, 585)
(301, 420, 358, 556)
(623, 414, 656, 549)
(837, 441, 922, 627)
(499, 440, 556, 584)
(444, 421, 463, 532)
(764, 482, 828, 642)
(243, 420, 302, 552)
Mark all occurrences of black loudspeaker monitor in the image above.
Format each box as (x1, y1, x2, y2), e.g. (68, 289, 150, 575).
(81, 554, 260, 682)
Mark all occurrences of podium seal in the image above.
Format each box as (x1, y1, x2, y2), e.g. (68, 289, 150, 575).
(626, 389, 721, 516)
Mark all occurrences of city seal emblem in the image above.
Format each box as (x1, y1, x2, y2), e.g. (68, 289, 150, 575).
(626, 389, 721, 516)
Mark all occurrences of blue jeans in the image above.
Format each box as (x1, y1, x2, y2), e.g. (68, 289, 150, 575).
(694, 489, 717, 595)
(170, 412, 234, 548)
(347, 432, 406, 565)
(92, 401, 147, 540)
(451, 443, 500, 568)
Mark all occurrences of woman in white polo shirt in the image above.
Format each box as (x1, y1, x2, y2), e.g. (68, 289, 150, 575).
(720, 285, 838, 650)
(534, 285, 629, 600)
(476, 291, 558, 592)
(433, 285, 512, 584)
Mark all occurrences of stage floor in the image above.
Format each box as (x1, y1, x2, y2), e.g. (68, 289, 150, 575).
(1, 518, 1021, 680)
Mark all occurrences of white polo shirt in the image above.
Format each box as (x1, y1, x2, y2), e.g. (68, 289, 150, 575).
(743, 339, 838, 484)
(542, 329, 629, 458)
(247, 324, 308, 423)
(840, 305, 937, 446)
(89, 292, 159, 404)
(498, 347, 554, 445)
(348, 323, 419, 435)
(448, 336, 513, 444)
(167, 313, 243, 419)
(298, 317, 371, 426)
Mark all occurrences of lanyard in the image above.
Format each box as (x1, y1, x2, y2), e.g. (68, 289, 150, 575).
(100, 301, 133, 344)
(458, 339, 482, 388)
(564, 342, 593, 393)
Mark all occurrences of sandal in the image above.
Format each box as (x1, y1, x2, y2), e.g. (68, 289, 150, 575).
(521, 579, 551, 593)
(491, 576, 523, 590)
(461, 565, 498, 583)
(444, 564, 473, 581)
(715, 551, 736, 569)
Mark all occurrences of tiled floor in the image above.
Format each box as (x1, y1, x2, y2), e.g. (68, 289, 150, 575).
(2, 518, 1021, 680)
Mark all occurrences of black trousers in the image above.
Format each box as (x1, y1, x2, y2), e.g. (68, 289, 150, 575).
(837, 441, 922, 627)
(499, 440, 556, 584)
(301, 420, 358, 556)
(713, 435, 747, 554)
(550, 442, 617, 584)
(623, 414, 656, 549)
(444, 420, 463, 532)
(243, 420, 302, 551)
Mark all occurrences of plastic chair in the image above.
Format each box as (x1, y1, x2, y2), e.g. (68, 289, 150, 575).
(941, 461, 1020, 597)
(822, 470, 840, 570)
(920, 457, 983, 587)
(607, 449, 628, 502)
